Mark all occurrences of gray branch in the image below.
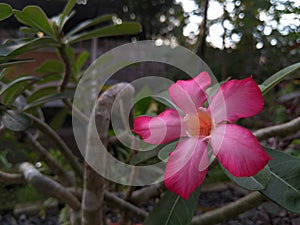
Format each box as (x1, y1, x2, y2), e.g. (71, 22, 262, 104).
(0, 171, 26, 184)
(20, 162, 81, 211)
(27, 113, 83, 177)
(191, 192, 266, 225)
(254, 116, 300, 141)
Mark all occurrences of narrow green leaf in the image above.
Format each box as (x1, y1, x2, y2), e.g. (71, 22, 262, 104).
(24, 90, 75, 111)
(20, 26, 39, 35)
(222, 164, 271, 191)
(35, 74, 61, 85)
(158, 141, 177, 162)
(260, 148, 300, 213)
(0, 59, 35, 69)
(0, 69, 7, 81)
(55, 10, 75, 32)
(35, 59, 64, 75)
(66, 46, 77, 72)
(153, 90, 179, 110)
(49, 108, 68, 131)
(66, 14, 113, 37)
(134, 86, 153, 116)
(13, 6, 54, 36)
(1, 110, 32, 131)
(0, 37, 58, 58)
(67, 22, 142, 44)
(59, 0, 77, 29)
(0, 3, 12, 21)
(0, 76, 40, 104)
(143, 187, 201, 225)
(76, 51, 90, 72)
(130, 147, 160, 165)
(260, 62, 300, 95)
(26, 86, 58, 103)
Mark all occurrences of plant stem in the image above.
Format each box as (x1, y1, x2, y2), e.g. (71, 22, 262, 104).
(130, 182, 165, 204)
(191, 191, 266, 225)
(254, 116, 300, 141)
(27, 113, 83, 177)
(26, 132, 74, 186)
(20, 162, 81, 211)
(57, 37, 89, 124)
(58, 44, 72, 93)
(0, 171, 26, 184)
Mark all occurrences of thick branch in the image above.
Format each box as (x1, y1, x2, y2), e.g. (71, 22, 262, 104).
(0, 171, 25, 184)
(82, 83, 135, 225)
(27, 113, 83, 177)
(191, 191, 266, 225)
(254, 116, 300, 141)
(105, 191, 148, 221)
(130, 182, 165, 204)
(82, 83, 133, 225)
(196, 0, 209, 58)
(20, 162, 81, 211)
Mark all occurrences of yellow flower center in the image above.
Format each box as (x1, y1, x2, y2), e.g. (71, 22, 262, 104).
(184, 108, 213, 138)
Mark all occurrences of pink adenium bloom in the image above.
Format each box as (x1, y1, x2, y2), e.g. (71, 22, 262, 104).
(133, 72, 271, 200)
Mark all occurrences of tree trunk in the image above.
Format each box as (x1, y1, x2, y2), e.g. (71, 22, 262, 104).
(196, 0, 209, 59)
(82, 83, 134, 225)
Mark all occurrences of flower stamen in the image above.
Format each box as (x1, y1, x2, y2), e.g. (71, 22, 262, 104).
(184, 108, 213, 138)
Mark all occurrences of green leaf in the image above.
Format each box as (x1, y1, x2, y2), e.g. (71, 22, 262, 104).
(35, 59, 64, 75)
(19, 26, 39, 35)
(66, 14, 113, 37)
(13, 6, 54, 36)
(260, 62, 300, 95)
(143, 187, 201, 225)
(35, 74, 61, 85)
(76, 51, 90, 72)
(130, 140, 177, 165)
(26, 86, 58, 103)
(0, 59, 35, 69)
(153, 90, 178, 110)
(0, 3, 12, 21)
(66, 46, 77, 74)
(1, 110, 32, 131)
(134, 86, 153, 116)
(49, 108, 68, 131)
(0, 76, 40, 104)
(0, 38, 58, 58)
(67, 22, 142, 44)
(222, 164, 271, 191)
(59, 0, 77, 29)
(260, 148, 300, 213)
(0, 69, 7, 81)
(130, 147, 160, 165)
(158, 141, 177, 162)
(24, 90, 75, 111)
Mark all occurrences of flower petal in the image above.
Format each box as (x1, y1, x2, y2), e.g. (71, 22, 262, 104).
(133, 109, 182, 144)
(208, 77, 264, 123)
(169, 72, 211, 114)
(164, 137, 208, 200)
(210, 124, 271, 177)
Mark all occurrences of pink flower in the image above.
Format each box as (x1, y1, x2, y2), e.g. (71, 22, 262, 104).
(133, 72, 271, 200)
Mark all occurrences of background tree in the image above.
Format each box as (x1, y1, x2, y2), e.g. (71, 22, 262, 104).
(121, 0, 187, 45)
(187, 0, 300, 81)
